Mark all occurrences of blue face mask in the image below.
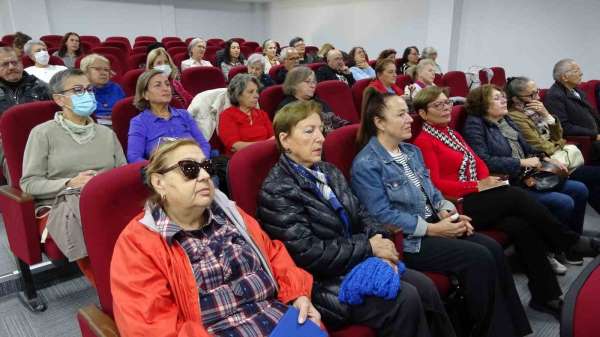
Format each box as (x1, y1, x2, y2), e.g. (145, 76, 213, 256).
(70, 92, 97, 117)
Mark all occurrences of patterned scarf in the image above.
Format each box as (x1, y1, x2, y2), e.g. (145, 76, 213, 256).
(422, 123, 478, 182)
(54, 111, 96, 144)
(286, 156, 351, 237)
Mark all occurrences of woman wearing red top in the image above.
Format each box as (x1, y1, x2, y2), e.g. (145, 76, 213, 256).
(218, 74, 274, 156)
(412, 86, 595, 319)
(368, 59, 403, 96)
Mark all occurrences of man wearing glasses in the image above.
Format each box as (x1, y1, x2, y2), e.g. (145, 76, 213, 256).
(544, 59, 600, 163)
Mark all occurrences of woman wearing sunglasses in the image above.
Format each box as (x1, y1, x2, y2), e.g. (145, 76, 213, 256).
(127, 69, 210, 163)
(20, 68, 126, 285)
(111, 138, 321, 337)
(412, 86, 600, 319)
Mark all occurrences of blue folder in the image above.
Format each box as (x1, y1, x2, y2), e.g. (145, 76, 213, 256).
(268, 306, 327, 337)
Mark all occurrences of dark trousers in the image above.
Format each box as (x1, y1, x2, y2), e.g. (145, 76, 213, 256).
(403, 233, 531, 337)
(571, 165, 600, 214)
(349, 268, 456, 337)
(463, 186, 580, 303)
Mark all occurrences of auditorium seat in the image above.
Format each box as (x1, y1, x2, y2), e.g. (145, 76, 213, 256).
(242, 41, 259, 51)
(561, 256, 600, 337)
(161, 36, 182, 44)
(207, 38, 224, 47)
(21, 55, 64, 68)
(240, 45, 254, 59)
(268, 64, 285, 79)
(172, 52, 188, 71)
(396, 74, 413, 90)
(204, 46, 220, 66)
(164, 40, 187, 50)
(120, 69, 144, 97)
(40, 35, 62, 47)
(126, 53, 147, 70)
(181, 66, 227, 96)
(351, 78, 371, 115)
(101, 40, 130, 55)
(134, 35, 157, 43)
(315, 80, 360, 123)
(79, 35, 101, 47)
(77, 161, 148, 337)
(93, 45, 127, 63)
(131, 46, 148, 55)
(167, 46, 187, 57)
(231, 37, 246, 44)
(1, 34, 15, 46)
(105, 36, 132, 51)
(0, 101, 67, 312)
(228, 65, 247, 81)
(258, 84, 285, 119)
(307, 62, 325, 73)
(441, 71, 469, 98)
(478, 66, 507, 87)
(577, 80, 600, 110)
(305, 46, 319, 55)
(434, 73, 443, 86)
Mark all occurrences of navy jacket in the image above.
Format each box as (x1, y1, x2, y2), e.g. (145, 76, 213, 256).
(463, 114, 541, 178)
(544, 81, 600, 137)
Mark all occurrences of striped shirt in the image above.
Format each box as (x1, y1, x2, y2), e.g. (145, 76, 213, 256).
(153, 204, 287, 337)
(389, 148, 434, 219)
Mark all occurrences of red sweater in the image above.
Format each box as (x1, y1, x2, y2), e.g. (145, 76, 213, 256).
(218, 106, 274, 156)
(368, 78, 403, 95)
(413, 124, 490, 198)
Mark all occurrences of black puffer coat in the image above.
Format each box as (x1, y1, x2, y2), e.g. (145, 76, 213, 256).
(257, 155, 389, 328)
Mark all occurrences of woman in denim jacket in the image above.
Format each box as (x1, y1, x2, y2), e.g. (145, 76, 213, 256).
(351, 88, 531, 337)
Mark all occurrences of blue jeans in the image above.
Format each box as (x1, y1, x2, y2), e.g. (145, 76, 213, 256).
(527, 179, 588, 234)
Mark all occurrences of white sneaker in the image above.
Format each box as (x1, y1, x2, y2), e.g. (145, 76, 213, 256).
(547, 255, 567, 275)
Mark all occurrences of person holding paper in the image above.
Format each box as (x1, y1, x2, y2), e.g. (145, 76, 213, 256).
(412, 86, 600, 319)
(111, 138, 321, 337)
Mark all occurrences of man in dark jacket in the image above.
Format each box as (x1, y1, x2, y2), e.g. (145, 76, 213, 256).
(544, 59, 600, 161)
(289, 36, 316, 65)
(273, 47, 300, 84)
(315, 49, 355, 86)
(0, 47, 51, 115)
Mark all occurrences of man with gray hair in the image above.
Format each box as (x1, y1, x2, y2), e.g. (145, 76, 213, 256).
(273, 47, 300, 84)
(23, 40, 67, 83)
(315, 49, 355, 86)
(544, 58, 600, 162)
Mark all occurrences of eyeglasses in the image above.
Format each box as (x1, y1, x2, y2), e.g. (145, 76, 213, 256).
(0, 60, 20, 68)
(60, 85, 95, 96)
(518, 89, 540, 100)
(89, 66, 111, 73)
(428, 100, 452, 110)
(159, 159, 215, 179)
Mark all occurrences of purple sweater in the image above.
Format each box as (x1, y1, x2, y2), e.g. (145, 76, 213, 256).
(127, 106, 210, 163)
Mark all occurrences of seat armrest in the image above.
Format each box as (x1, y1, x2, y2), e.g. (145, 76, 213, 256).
(0, 186, 33, 202)
(392, 230, 404, 261)
(0, 186, 42, 264)
(77, 305, 120, 337)
(565, 135, 594, 164)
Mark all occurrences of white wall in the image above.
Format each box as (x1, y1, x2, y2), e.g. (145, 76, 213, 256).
(455, 0, 600, 87)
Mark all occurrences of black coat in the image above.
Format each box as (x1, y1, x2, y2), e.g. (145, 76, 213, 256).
(544, 81, 600, 137)
(0, 72, 51, 115)
(257, 155, 389, 328)
(315, 65, 355, 87)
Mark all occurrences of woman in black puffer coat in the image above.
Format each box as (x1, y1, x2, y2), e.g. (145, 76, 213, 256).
(257, 100, 455, 337)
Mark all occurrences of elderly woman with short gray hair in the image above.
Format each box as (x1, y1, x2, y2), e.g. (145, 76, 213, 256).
(127, 69, 210, 163)
(218, 73, 274, 156)
(23, 40, 67, 83)
(80, 53, 125, 124)
(181, 38, 212, 71)
(247, 53, 275, 90)
(20, 68, 126, 285)
(421, 47, 442, 74)
(277, 66, 349, 134)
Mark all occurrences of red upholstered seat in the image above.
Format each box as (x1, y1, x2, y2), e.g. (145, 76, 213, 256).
(119, 69, 144, 97)
(93, 46, 127, 64)
(240, 45, 254, 59)
(79, 35, 101, 48)
(102, 41, 130, 55)
(268, 64, 285, 79)
(164, 40, 187, 50)
(40, 35, 62, 47)
(167, 46, 187, 57)
(434, 73, 443, 86)
(231, 37, 245, 44)
(228, 65, 248, 82)
(227, 139, 375, 337)
(0, 101, 68, 311)
(307, 62, 325, 73)
(2, 34, 15, 46)
(161, 36, 182, 44)
(441, 71, 469, 98)
(181, 66, 227, 96)
(172, 52, 188, 71)
(21, 55, 65, 68)
(396, 74, 413, 90)
(207, 38, 224, 47)
(125, 53, 147, 70)
(242, 41, 259, 51)
(258, 84, 285, 119)
(105, 36, 131, 51)
(80, 51, 125, 81)
(305, 46, 319, 56)
(131, 45, 149, 55)
(577, 80, 600, 110)
(478, 67, 506, 87)
(134, 36, 157, 43)
(562, 256, 600, 337)
(315, 80, 360, 123)
(351, 78, 371, 115)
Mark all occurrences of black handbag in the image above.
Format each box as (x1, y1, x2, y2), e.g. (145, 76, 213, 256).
(519, 161, 567, 192)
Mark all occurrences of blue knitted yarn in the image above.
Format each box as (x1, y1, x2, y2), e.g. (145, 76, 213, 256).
(338, 257, 406, 305)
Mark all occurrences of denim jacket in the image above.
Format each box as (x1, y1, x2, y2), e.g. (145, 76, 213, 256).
(350, 137, 455, 253)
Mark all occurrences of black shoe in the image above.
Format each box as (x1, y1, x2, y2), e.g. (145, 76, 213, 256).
(556, 251, 584, 266)
(529, 299, 562, 320)
(569, 236, 600, 258)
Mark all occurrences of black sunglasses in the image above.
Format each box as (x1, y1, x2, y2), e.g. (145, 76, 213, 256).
(159, 159, 214, 180)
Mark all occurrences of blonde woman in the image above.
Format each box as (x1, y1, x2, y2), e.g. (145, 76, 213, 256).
(145, 47, 192, 107)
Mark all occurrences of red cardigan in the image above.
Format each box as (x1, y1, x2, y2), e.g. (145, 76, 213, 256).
(218, 106, 274, 156)
(413, 124, 490, 198)
(368, 78, 403, 96)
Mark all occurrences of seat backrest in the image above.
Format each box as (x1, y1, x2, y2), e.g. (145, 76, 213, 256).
(40, 35, 62, 47)
(450, 105, 468, 133)
(161, 37, 182, 44)
(1, 34, 15, 46)
(81, 161, 149, 317)
(126, 53, 147, 70)
(539, 88, 549, 101)
(21, 55, 65, 68)
(80, 35, 101, 47)
(441, 71, 469, 98)
(268, 64, 285, 79)
(135, 36, 157, 43)
(395, 75, 413, 90)
(104, 37, 131, 51)
(305, 46, 319, 55)
(167, 46, 188, 58)
(307, 62, 325, 73)
(0, 101, 59, 188)
(231, 37, 246, 44)
(577, 80, 600, 110)
(315, 80, 359, 123)
(228, 65, 248, 82)
(322, 124, 360, 180)
(258, 84, 285, 119)
(227, 139, 279, 216)
(242, 41, 259, 50)
(172, 52, 187, 71)
(351, 78, 371, 115)
(207, 38, 224, 47)
(561, 256, 600, 337)
(181, 66, 227, 96)
(93, 45, 127, 62)
(204, 46, 220, 66)
(120, 68, 144, 97)
(490, 67, 507, 88)
(164, 41, 187, 50)
(111, 97, 140, 152)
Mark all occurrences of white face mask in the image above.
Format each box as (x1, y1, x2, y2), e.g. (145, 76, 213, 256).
(154, 64, 172, 78)
(34, 50, 50, 66)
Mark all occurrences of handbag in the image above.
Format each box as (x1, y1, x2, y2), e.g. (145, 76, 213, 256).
(550, 144, 584, 171)
(520, 161, 567, 192)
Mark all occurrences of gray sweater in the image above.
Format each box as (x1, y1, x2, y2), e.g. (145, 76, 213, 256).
(20, 119, 126, 206)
